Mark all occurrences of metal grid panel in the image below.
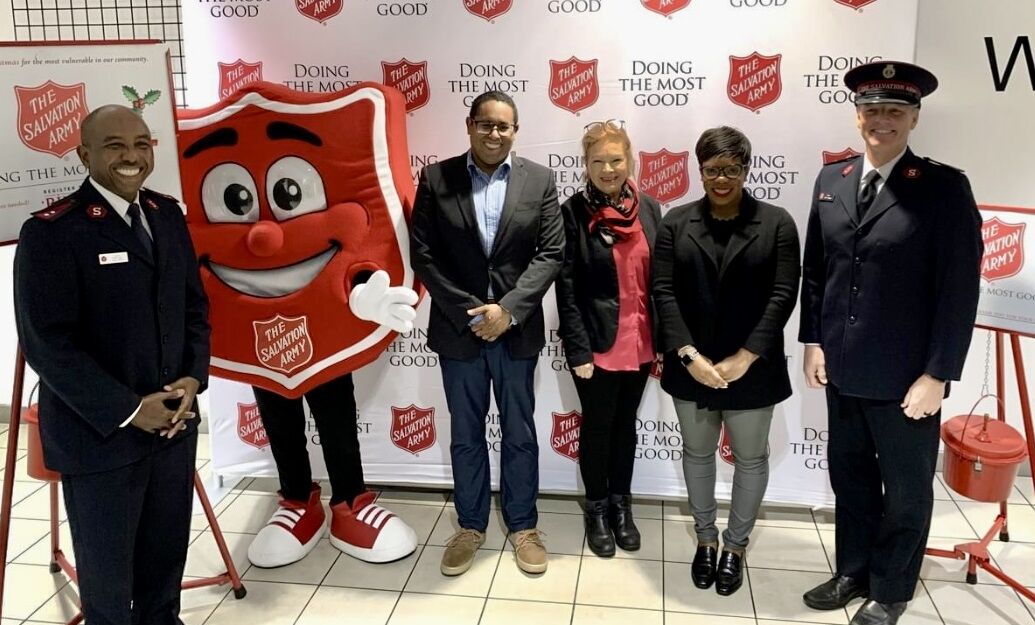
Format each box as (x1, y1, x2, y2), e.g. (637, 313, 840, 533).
(10, 0, 187, 107)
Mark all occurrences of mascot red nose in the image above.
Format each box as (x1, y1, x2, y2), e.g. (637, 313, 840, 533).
(178, 82, 421, 568)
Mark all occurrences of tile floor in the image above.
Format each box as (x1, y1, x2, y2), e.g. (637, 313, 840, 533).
(1, 426, 1034, 625)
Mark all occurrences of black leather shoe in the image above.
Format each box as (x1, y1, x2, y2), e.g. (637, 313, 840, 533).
(715, 550, 743, 596)
(584, 498, 615, 557)
(608, 494, 641, 551)
(850, 599, 907, 625)
(803, 575, 869, 610)
(691, 545, 717, 589)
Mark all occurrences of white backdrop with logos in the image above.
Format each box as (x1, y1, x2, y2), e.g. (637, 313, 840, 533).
(181, 0, 1033, 506)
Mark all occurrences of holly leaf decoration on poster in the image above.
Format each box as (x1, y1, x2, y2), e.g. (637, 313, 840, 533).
(122, 85, 161, 114)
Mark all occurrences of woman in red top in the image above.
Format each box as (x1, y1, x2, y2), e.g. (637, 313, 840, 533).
(555, 120, 662, 557)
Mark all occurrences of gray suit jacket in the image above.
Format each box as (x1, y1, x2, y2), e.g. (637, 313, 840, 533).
(410, 153, 564, 360)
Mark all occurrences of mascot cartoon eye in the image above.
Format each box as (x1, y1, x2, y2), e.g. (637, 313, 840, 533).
(201, 163, 259, 223)
(265, 156, 327, 221)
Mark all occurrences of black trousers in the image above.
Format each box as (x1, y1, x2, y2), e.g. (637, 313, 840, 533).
(572, 364, 650, 501)
(251, 374, 364, 506)
(61, 434, 196, 625)
(826, 385, 941, 603)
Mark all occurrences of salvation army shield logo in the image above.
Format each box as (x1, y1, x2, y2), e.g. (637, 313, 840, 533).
(237, 402, 270, 449)
(833, 0, 878, 9)
(218, 60, 263, 99)
(296, 0, 343, 23)
(641, 0, 691, 17)
(549, 57, 599, 114)
(253, 314, 314, 375)
(390, 404, 437, 455)
(551, 410, 583, 462)
(822, 147, 862, 165)
(15, 81, 87, 158)
(728, 52, 782, 113)
(463, 0, 513, 21)
(980, 217, 1026, 282)
(638, 149, 690, 204)
(381, 59, 431, 113)
(718, 424, 734, 466)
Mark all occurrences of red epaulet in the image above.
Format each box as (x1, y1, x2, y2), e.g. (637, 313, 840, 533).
(142, 187, 182, 203)
(32, 198, 77, 221)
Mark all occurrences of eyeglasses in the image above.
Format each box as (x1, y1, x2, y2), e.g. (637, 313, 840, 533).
(584, 119, 625, 132)
(700, 164, 745, 180)
(471, 119, 517, 136)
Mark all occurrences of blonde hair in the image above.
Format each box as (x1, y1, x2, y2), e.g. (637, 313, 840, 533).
(581, 121, 635, 179)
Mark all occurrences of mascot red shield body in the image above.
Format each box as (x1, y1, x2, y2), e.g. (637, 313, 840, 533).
(178, 82, 419, 567)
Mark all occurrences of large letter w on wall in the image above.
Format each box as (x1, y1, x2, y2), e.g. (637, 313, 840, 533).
(985, 36, 1035, 91)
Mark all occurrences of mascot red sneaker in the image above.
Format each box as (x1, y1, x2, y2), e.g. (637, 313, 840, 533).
(178, 82, 419, 568)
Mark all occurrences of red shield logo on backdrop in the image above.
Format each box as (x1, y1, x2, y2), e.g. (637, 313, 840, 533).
(980, 217, 1026, 282)
(718, 424, 734, 466)
(463, 0, 513, 21)
(390, 404, 437, 455)
(296, 0, 343, 23)
(822, 147, 862, 165)
(381, 59, 431, 113)
(218, 60, 263, 100)
(728, 52, 782, 113)
(15, 81, 87, 158)
(253, 314, 314, 375)
(649, 357, 663, 380)
(549, 57, 599, 114)
(638, 149, 690, 204)
(237, 402, 270, 449)
(641, 0, 691, 17)
(833, 0, 877, 9)
(551, 410, 583, 462)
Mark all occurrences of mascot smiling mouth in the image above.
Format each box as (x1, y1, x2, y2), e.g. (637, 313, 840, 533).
(204, 242, 340, 298)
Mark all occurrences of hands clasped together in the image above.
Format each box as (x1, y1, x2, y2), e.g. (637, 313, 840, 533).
(130, 376, 200, 439)
(685, 348, 758, 390)
(467, 303, 513, 342)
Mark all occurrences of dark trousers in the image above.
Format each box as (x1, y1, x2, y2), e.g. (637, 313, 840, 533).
(440, 340, 539, 532)
(571, 364, 650, 500)
(61, 434, 197, 625)
(252, 374, 365, 506)
(826, 385, 941, 603)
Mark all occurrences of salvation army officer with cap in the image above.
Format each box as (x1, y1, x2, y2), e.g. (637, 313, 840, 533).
(798, 61, 983, 625)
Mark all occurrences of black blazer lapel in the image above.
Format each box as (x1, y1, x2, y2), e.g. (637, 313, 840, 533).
(684, 200, 720, 272)
(833, 157, 863, 227)
(859, 149, 915, 229)
(80, 183, 155, 266)
(490, 158, 527, 259)
(718, 198, 761, 283)
(444, 156, 483, 256)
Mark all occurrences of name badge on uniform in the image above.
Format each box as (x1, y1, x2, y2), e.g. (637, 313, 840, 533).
(818, 192, 834, 202)
(99, 252, 129, 265)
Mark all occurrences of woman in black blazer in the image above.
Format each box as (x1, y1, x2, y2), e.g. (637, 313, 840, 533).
(555, 120, 662, 558)
(653, 127, 800, 595)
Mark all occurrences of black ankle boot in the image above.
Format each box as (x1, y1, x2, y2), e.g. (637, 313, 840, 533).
(584, 498, 615, 557)
(608, 493, 641, 551)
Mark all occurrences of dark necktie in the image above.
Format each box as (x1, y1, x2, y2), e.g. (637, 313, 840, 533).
(857, 170, 881, 221)
(127, 202, 153, 258)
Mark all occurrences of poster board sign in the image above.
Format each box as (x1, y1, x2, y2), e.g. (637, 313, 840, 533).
(977, 205, 1035, 337)
(0, 41, 183, 244)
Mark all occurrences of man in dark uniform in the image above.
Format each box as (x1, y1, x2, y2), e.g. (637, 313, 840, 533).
(14, 105, 210, 625)
(799, 62, 983, 625)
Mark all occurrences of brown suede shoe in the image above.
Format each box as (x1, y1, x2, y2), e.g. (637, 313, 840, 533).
(510, 528, 548, 574)
(440, 528, 485, 576)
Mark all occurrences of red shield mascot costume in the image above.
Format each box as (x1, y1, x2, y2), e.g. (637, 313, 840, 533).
(178, 82, 419, 567)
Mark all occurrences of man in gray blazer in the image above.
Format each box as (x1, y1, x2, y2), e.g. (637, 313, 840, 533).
(411, 91, 563, 577)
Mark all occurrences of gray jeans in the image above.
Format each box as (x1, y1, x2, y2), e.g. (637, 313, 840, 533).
(673, 399, 774, 550)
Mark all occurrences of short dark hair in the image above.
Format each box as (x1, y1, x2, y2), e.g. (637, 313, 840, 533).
(468, 90, 518, 125)
(695, 126, 751, 166)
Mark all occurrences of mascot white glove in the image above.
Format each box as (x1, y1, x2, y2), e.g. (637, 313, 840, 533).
(348, 270, 418, 333)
